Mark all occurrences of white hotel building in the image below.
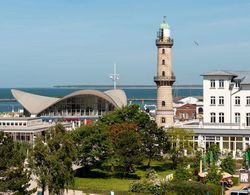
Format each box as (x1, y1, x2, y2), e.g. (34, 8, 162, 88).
(184, 71, 250, 157)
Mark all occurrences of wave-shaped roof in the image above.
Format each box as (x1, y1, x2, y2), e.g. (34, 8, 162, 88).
(12, 89, 127, 115)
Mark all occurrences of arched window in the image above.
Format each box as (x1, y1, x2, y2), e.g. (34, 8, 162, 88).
(198, 107, 203, 114)
(162, 101, 166, 107)
(162, 59, 165, 65)
(162, 49, 165, 54)
(161, 117, 166, 123)
(162, 71, 165, 76)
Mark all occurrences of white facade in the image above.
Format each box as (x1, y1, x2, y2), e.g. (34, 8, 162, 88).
(180, 70, 250, 157)
(0, 117, 72, 144)
(203, 71, 250, 129)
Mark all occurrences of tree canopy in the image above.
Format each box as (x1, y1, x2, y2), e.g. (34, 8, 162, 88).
(166, 127, 194, 168)
(30, 123, 76, 194)
(72, 124, 111, 171)
(0, 132, 33, 194)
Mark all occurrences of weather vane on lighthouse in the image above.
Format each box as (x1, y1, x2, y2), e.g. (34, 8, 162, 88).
(109, 63, 119, 90)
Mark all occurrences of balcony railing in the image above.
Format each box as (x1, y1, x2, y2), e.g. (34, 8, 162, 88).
(155, 38, 173, 46)
(154, 76, 176, 82)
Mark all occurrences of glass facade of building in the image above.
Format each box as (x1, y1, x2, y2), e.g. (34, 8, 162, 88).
(39, 95, 115, 117)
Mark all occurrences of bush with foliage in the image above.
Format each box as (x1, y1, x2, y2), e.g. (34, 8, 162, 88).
(173, 164, 191, 182)
(130, 169, 162, 194)
(205, 165, 221, 185)
(206, 144, 220, 165)
(166, 128, 194, 169)
(221, 154, 236, 174)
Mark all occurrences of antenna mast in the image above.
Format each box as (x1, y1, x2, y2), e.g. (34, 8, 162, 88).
(109, 63, 119, 89)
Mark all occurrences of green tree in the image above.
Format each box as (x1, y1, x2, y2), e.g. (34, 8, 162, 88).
(206, 165, 221, 185)
(141, 121, 169, 167)
(166, 128, 194, 169)
(109, 122, 144, 174)
(190, 151, 202, 180)
(221, 154, 236, 175)
(72, 124, 111, 172)
(0, 132, 33, 194)
(100, 105, 170, 168)
(173, 163, 191, 182)
(206, 144, 220, 165)
(99, 104, 150, 129)
(30, 123, 76, 194)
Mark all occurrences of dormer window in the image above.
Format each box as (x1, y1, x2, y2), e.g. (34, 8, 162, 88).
(235, 81, 240, 88)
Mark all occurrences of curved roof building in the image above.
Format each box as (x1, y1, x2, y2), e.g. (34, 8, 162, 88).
(12, 89, 127, 119)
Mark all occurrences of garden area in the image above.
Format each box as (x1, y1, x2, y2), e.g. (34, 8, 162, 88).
(0, 105, 247, 194)
(74, 160, 174, 193)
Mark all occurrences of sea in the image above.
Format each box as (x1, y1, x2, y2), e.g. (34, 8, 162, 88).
(0, 88, 203, 112)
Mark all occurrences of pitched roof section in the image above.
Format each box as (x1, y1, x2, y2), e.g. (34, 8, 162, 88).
(202, 70, 250, 85)
(201, 70, 236, 76)
(230, 71, 250, 84)
(12, 89, 127, 115)
(11, 89, 59, 115)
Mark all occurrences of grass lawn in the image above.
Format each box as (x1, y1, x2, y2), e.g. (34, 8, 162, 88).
(73, 160, 174, 192)
(74, 177, 135, 191)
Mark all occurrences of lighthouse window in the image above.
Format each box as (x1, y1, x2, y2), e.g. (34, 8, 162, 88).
(162, 71, 165, 76)
(162, 101, 166, 107)
(162, 59, 165, 65)
(162, 49, 165, 54)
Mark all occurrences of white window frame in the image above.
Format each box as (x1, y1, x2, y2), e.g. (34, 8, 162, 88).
(210, 80, 215, 88)
(210, 96, 216, 105)
(219, 80, 224, 88)
(235, 113, 240, 124)
(235, 96, 240, 105)
(246, 113, 250, 127)
(219, 112, 224, 123)
(247, 96, 250, 105)
(210, 112, 216, 123)
(219, 96, 224, 105)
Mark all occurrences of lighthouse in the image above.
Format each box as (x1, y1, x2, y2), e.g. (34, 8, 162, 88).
(154, 18, 175, 127)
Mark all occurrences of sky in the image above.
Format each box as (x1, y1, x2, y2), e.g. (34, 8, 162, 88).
(0, 0, 250, 87)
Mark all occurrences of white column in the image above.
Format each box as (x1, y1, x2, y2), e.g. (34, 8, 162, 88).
(219, 136, 223, 152)
(243, 137, 246, 151)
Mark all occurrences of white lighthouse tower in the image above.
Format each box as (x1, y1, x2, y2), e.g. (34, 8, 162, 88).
(154, 18, 175, 127)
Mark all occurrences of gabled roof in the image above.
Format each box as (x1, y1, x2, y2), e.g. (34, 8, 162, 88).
(12, 89, 127, 116)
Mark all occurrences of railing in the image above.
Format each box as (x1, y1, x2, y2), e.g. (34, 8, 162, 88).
(154, 76, 176, 82)
(155, 38, 173, 45)
(203, 122, 250, 129)
(203, 122, 239, 127)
